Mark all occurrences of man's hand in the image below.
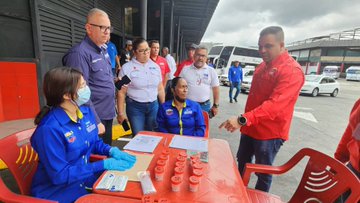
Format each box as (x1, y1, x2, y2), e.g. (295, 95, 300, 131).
(98, 123, 106, 135)
(117, 114, 128, 125)
(210, 106, 218, 117)
(219, 116, 241, 133)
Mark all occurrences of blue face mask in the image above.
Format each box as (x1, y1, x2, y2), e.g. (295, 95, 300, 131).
(75, 85, 91, 106)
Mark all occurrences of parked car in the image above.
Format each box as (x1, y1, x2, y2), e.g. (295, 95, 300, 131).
(219, 74, 230, 86)
(301, 75, 340, 97)
(241, 70, 254, 93)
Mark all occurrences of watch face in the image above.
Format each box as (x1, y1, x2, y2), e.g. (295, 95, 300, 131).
(239, 116, 246, 125)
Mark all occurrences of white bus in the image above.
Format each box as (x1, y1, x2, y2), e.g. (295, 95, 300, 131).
(214, 46, 263, 85)
(346, 66, 360, 81)
(208, 46, 224, 67)
(322, 66, 340, 79)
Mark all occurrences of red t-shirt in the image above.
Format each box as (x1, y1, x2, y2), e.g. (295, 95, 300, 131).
(174, 59, 193, 77)
(241, 51, 305, 141)
(335, 99, 360, 172)
(152, 56, 170, 84)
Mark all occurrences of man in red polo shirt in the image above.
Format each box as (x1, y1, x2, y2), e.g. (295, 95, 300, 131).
(219, 26, 304, 192)
(149, 40, 170, 86)
(174, 43, 196, 77)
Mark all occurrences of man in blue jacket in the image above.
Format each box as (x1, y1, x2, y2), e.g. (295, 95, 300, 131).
(228, 60, 243, 103)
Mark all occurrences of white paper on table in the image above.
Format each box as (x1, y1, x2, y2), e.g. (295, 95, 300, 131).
(123, 134, 163, 153)
(169, 135, 208, 152)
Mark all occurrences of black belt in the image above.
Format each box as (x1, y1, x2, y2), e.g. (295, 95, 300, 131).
(198, 100, 210, 105)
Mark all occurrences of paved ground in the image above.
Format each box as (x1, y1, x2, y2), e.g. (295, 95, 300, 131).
(1, 78, 359, 201)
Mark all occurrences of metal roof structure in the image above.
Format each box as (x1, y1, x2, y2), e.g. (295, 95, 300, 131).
(163, 0, 219, 48)
(288, 27, 360, 50)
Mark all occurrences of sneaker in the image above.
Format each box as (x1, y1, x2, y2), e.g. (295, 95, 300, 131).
(234, 98, 238, 102)
(230, 100, 233, 103)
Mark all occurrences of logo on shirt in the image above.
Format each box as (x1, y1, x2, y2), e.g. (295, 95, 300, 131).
(166, 109, 174, 116)
(269, 68, 278, 76)
(92, 58, 102, 63)
(149, 66, 157, 70)
(64, 131, 76, 143)
(184, 109, 193, 115)
(160, 62, 165, 66)
(85, 121, 96, 133)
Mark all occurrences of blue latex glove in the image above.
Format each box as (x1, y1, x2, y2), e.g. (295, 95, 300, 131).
(109, 147, 136, 163)
(103, 158, 134, 171)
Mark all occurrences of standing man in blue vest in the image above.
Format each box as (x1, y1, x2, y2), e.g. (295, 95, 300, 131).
(228, 60, 243, 103)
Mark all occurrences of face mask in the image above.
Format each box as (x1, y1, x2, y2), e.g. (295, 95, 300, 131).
(75, 85, 91, 106)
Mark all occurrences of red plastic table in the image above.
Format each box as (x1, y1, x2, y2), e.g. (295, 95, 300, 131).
(75, 194, 141, 203)
(93, 131, 250, 203)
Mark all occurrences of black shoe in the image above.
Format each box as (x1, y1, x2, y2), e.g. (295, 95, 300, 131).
(234, 98, 238, 102)
(230, 100, 233, 103)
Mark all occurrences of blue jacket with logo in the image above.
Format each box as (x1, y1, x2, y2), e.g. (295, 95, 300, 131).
(228, 65, 243, 83)
(157, 99, 206, 137)
(31, 106, 111, 203)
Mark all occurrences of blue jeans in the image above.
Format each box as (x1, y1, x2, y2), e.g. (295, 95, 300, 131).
(126, 97, 158, 136)
(198, 100, 211, 113)
(237, 134, 284, 192)
(229, 82, 240, 101)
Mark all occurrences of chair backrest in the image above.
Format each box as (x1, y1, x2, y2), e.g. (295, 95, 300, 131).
(289, 148, 360, 203)
(202, 111, 210, 138)
(0, 128, 37, 195)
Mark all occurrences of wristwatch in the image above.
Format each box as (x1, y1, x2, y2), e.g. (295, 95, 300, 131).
(237, 115, 247, 126)
(213, 103, 219, 108)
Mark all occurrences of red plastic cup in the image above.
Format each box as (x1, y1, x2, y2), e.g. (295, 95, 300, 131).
(159, 154, 169, 162)
(176, 156, 186, 162)
(157, 159, 166, 167)
(189, 176, 200, 192)
(179, 151, 187, 158)
(162, 149, 170, 157)
(175, 161, 186, 168)
(154, 166, 165, 181)
(192, 162, 203, 170)
(174, 166, 185, 177)
(192, 169, 203, 178)
(171, 175, 182, 192)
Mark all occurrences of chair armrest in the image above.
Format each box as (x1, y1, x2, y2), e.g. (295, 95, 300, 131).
(0, 178, 57, 203)
(242, 149, 308, 186)
(89, 154, 107, 162)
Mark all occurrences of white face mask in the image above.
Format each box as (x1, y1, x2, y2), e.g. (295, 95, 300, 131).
(75, 85, 91, 106)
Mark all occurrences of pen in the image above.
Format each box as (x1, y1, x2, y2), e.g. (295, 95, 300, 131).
(164, 137, 167, 146)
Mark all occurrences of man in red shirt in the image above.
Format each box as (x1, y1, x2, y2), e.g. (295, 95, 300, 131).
(149, 40, 170, 86)
(219, 26, 304, 192)
(174, 43, 196, 77)
(334, 98, 360, 178)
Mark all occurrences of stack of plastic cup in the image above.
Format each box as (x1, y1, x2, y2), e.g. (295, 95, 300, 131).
(171, 175, 182, 192)
(189, 176, 200, 192)
(154, 165, 165, 181)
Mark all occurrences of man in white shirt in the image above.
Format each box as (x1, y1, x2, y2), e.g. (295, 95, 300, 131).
(179, 46, 220, 118)
(162, 46, 177, 101)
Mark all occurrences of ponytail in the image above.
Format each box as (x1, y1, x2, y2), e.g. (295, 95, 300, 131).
(34, 106, 51, 125)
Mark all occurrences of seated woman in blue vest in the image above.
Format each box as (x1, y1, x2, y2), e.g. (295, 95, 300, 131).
(31, 67, 136, 203)
(157, 77, 205, 136)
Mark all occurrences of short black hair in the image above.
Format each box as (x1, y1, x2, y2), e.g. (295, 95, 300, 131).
(260, 26, 284, 42)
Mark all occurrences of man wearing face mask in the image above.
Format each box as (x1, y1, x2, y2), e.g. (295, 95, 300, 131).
(63, 8, 115, 145)
(179, 46, 220, 118)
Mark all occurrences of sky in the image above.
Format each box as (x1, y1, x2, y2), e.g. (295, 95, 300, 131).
(202, 0, 360, 48)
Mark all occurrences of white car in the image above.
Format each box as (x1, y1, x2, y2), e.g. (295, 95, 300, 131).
(219, 74, 230, 86)
(301, 75, 340, 97)
(241, 70, 254, 93)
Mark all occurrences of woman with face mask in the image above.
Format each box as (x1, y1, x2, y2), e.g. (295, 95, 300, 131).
(31, 67, 136, 203)
(156, 77, 206, 137)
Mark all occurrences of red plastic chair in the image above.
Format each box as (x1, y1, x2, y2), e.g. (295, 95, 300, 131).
(243, 148, 360, 203)
(202, 111, 210, 138)
(0, 128, 57, 203)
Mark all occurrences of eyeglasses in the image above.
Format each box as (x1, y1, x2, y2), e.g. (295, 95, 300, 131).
(89, 23, 113, 33)
(137, 48, 150, 54)
(194, 54, 207, 58)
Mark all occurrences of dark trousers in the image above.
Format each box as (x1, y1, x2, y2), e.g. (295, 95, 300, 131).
(100, 119, 113, 146)
(237, 134, 284, 192)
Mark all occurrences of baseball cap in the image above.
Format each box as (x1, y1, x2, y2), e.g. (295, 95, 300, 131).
(189, 43, 198, 50)
(126, 40, 132, 45)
